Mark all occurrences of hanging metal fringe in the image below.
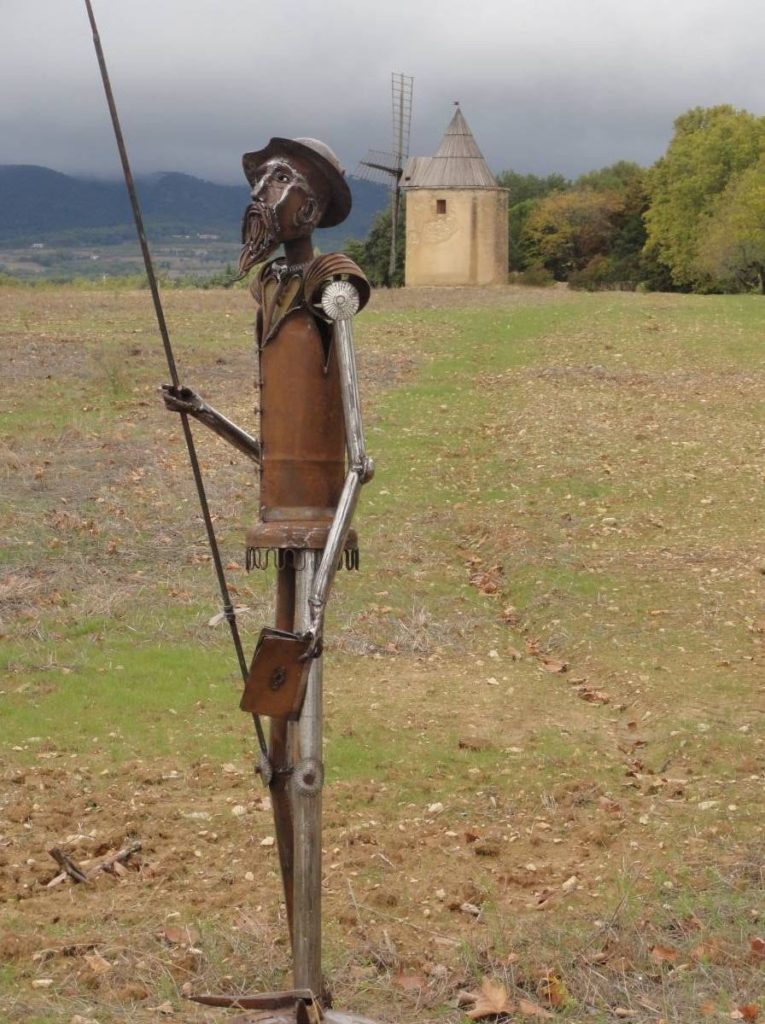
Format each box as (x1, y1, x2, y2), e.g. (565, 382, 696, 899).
(246, 547, 359, 572)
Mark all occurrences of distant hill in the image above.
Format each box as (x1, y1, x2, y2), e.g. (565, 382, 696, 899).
(0, 165, 388, 249)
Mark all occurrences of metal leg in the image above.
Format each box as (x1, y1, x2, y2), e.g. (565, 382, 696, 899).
(193, 550, 382, 1023)
(271, 564, 297, 944)
(292, 550, 323, 996)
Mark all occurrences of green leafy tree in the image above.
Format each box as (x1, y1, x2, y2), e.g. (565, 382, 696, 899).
(508, 198, 539, 272)
(496, 170, 569, 204)
(345, 205, 405, 287)
(696, 158, 765, 293)
(645, 105, 765, 289)
(575, 160, 644, 193)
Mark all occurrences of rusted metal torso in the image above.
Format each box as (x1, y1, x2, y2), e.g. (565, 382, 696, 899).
(246, 255, 369, 564)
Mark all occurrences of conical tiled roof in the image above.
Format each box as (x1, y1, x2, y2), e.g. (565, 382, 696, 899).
(402, 106, 498, 189)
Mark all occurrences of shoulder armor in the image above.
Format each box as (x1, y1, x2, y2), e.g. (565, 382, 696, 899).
(249, 259, 274, 305)
(304, 253, 370, 316)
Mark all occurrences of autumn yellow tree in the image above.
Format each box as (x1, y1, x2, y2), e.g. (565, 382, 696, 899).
(523, 189, 625, 280)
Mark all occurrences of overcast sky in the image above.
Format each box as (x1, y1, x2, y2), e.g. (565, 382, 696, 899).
(2, 0, 764, 185)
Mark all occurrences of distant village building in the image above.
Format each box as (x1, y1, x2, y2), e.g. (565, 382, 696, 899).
(402, 105, 508, 287)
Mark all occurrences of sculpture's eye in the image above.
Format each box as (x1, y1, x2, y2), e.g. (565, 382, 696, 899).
(275, 170, 291, 183)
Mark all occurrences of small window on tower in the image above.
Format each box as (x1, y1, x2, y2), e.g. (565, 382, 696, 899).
(436, 199, 447, 214)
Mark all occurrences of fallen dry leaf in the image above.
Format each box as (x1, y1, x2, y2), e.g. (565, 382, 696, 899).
(536, 970, 572, 1008)
(461, 977, 515, 1020)
(650, 944, 678, 964)
(501, 605, 520, 626)
(518, 997, 554, 1018)
(459, 736, 490, 752)
(541, 657, 568, 674)
(574, 684, 611, 704)
(207, 605, 249, 627)
(83, 953, 112, 975)
(598, 795, 621, 813)
(393, 972, 425, 992)
(690, 939, 726, 964)
(750, 936, 765, 960)
(163, 924, 200, 946)
(469, 565, 503, 596)
(699, 1001, 717, 1017)
(737, 1005, 759, 1023)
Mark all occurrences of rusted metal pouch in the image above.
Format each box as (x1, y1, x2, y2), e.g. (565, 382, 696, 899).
(240, 627, 312, 719)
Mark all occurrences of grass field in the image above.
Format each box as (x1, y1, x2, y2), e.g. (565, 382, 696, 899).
(1, 282, 763, 1024)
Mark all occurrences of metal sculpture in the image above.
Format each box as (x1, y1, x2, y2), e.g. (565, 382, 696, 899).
(85, 4, 379, 1018)
(162, 140, 376, 1023)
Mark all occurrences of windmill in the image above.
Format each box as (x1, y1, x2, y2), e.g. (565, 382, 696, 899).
(356, 72, 414, 283)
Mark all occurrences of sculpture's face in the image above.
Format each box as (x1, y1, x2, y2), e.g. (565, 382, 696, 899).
(238, 156, 328, 276)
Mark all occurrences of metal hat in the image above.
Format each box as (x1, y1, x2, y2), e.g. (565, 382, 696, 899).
(242, 137, 352, 229)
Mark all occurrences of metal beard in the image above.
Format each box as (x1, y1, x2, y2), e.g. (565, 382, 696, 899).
(238, 202, 279, 278)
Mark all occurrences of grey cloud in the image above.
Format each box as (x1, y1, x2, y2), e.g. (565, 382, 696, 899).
(1, 0, 763, 183)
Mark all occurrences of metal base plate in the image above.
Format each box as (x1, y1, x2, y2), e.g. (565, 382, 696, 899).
(229, 1014, 380, 1024)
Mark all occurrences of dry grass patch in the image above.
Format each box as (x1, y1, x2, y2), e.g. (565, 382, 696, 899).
(0, 284, 762, 1023)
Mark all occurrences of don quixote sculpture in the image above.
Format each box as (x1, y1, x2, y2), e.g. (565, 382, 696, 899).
(163, 140, 375, 1023)
(85, 3, 379, 1021)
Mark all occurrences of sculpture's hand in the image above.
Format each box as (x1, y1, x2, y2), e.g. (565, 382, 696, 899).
(161, 384, 204, 415)
(299, 607, 325, 662)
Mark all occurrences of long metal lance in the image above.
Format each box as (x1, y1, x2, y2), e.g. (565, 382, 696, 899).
(83, 0, 268, 761)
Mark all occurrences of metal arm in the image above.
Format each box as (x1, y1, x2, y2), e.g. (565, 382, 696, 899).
(161, 385, 261, 465)
(301, 281, 373, 658)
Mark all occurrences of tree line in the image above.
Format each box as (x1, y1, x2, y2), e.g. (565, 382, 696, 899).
(349, 104, 765, 293)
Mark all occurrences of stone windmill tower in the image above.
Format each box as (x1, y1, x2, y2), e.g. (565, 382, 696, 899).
(402, 104, 508, 286)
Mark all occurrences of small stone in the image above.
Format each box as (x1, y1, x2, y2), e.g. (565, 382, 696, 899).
(260, 836, 275, 847)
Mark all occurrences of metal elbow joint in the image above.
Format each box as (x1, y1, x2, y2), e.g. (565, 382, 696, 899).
(360, 455, 374, 484)
(350, 455, 374, 483)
